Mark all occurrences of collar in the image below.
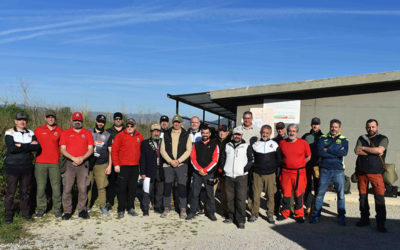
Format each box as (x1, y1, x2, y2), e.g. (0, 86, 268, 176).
(260, 138, 270, 142)
(201, 139, 210, 144)
(242, 124, 253, 130)
(94, 127, 104, 134)
(13, 126, 29, 133)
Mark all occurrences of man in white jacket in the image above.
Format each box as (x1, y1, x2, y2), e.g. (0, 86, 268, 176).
(219, 127, 254, 229)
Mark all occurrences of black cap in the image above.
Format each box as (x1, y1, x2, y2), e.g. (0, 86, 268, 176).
(160, 115, 169, 123)
(16, 112, 28, 121)
(311, 117, 321, 125)
(276, 122, 285, 129)
(218, 125, 228, 132)
(96, 114, 106, 123)
(113, 112, 123, 120)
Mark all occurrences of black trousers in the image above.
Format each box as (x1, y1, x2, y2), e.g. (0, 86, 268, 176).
(106, 165, 119, 206)
(5, 173, 32, 217)
(304, 164, 319, 209)
(225, 175, 248, 224)
(142, 167, 164, 212)
(117, 166, 139, 212)
(190, 173, 216, 215)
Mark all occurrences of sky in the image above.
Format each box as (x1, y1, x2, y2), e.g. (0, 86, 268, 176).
(1, 0, 400, 120)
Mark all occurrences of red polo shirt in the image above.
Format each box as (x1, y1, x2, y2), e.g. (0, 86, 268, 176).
(280, 138, 311, 170)
(34, 124, 63, 164)
(112, 129, 143, 166)
(59, 127, 94, 157)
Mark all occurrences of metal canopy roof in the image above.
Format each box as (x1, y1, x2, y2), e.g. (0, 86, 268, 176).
(167, 92, 236, 120)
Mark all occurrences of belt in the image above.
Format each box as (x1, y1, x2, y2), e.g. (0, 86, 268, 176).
(282, 166, 306, 190)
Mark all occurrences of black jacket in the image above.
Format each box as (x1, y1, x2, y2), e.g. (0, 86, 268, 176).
(140, 138, 162, 180)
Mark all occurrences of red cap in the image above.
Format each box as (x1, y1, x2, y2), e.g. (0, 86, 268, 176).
(72, 112, 83, 121)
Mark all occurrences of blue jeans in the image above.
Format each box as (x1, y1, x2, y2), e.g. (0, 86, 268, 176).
(314, 168, 346, 217)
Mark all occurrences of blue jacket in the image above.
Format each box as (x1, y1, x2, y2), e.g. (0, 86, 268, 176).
(317, 133, 348, 170)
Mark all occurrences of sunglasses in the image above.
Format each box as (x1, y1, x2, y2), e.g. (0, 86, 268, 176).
(127, 125, 134, 128)
(114, 117, 122, 121)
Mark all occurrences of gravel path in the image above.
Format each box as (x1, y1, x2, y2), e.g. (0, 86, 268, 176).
(1, 193, 399, 249)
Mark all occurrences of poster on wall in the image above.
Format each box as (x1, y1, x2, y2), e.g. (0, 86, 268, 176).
(249, 107, 275, 137)
(263, 99, 301, 124)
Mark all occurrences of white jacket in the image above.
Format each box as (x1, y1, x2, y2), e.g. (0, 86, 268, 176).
(222, 141, 253, 178)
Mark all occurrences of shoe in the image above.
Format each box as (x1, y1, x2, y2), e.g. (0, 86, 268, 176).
(179, 208, 187, 219)
(78, 210, 90, 219)
(237, 223, 245, 229)
(267, 216, 275, 224)
(117, 211, 124, 219)
(186, 213, 196, 220)
(160, 207, 169, 218)
(54, 211, 62, 218)
(87, 207, 92, 213)
(276, 214, 287, 221)
(154, 207, 163, 214)
(100, 207, 110, 216)
(127, 208, 138, 216)
(22, 215, 34, 221)
(35, 209, 46, 218)
(207, 213, 217, 221)
(62, 213, 72, 220)
(143, 211, 149, 216)
(105, 203, 113, 211)
(338, 215, 346, 226)
(356, 218, 370, 227)
(377, 225, 387, 233)
(296, 217, 306, 224)
(248, 215, 257, 223)
(223, 218, 233, 224)
(310, 215, 320, 224)
(5, 216, 13, 224)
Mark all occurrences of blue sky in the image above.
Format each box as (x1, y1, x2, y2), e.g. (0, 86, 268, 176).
(1, 0, 400, 120)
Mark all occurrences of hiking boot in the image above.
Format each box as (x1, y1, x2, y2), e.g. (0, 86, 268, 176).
(237, 223, 245, 229)
(186, 213, 196, 220)
(276, 214, 287, 221)
(100, 207, 110, 216)
(207, 213, 217, 221)
(5, 216, 13, 224)
(179, 208, 187, 219)
(223, 218, 233, 224)
(296, 216, 306, 224)
(143, 211, 149, 216)
(338, 215, 346, 226)
(117, 211, 124, 219)
(54, 211, 62, 218)
(267, 216, 275, 224)
(160, 207, 169, 218)
(127, 208, 138, 216)
(78, 210, 90, 219)
(356, 218, 370, 227)
(248, 215, 257, 223)
(35, 209, 46, 218)
(22, 215, 34, 221)
(62, 213, 72, 220)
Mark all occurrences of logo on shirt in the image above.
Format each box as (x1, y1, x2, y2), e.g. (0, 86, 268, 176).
(101, 135, 106, 140)
(336, 139, 342, 144)
(54, 132, 58, 136)
(81, 134, 86, 139)
(137, 138, 141, 142)
(270, 144, 273, 148)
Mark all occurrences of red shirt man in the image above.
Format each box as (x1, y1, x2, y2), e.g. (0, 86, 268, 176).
(278, 124, 311, 222)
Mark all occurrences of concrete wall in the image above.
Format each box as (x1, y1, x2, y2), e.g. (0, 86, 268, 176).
(237, 90, 400, 187)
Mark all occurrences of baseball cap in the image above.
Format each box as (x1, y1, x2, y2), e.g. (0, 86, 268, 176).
(45, 110, 56, 118)
(276, 122, 285, 130)
(126, 118, 136, 126)
(160, 115, 169, 123)
(113, 112, 123, 120)
(150, 123, 161, 131)
(72, 112, 83, 122)
(218, 125, 228, 132)
(96, 114, 106, 123)
(311, 117, 321, 125)
(172, 114, 183, 123)
(232, 127, 243, 135)
(15, 112, 28, 121)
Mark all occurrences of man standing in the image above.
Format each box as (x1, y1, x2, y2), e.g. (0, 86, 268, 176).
(187, 126, 219, 221)
(112, 118, 143, 218)
(278, 124, 311, 223)
(4, 112, 41, 224)
(354, 119, 388, 232)
(311, 119, 348, 226)
(105, 112, 125, 211)
(34, 110, 63, 218)
(249, 125, 281, 224)
(220, 128, 253, 229)
(273, 121, 287, 215)
(273, 122, 287, 145)
(159, 115, 169, 139)
(235, 111, 259, 145)
(59, 112, 94, 220)
(189, 116, 202, 143)
(301, 117, 323, 216)
(140, 123, 164, 215)
(160, 114, 192, 219)
(88, 114, 112, 216)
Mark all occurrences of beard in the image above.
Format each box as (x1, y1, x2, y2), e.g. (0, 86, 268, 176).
(368, 130, 377, 137)
(73, 123, 82, 129)
(96, 124, 104, 131)
(233, 137, 241, 143)
(288, 135, 296, 140)
(202, 136, 209, 141)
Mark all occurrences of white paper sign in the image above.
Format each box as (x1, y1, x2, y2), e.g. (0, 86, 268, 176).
(143, 177, 151, 193)
(263, 99, 301, 124)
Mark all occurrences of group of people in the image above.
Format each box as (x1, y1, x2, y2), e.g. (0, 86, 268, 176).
(3, 109, 389, 232)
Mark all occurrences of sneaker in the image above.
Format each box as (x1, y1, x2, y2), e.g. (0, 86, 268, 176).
(87, 207, 92, 213)
(207, 213, 217, 221)
(62, 213, 72, 220)
(143, 211, 149, 216)
(160, 207, 169, 218)
(22, 215, 34, 221)
(186, 213, 196, 220)
(296, 217, 306, 224)
(105, 203, 113, 211)
(310, 215, 320, 224)
(5, 216, 13, 224)
(117, 211, 124, 219)
(180, 208, 187, 219)
(267, 216, 275, 224)
(54, 211, 62, 218)
(276, 214, 287, 221)
(248, 215, 257, 223)
(237, 223, 245, 229)
(78, 210, 90, 219)
(35, 209, 46, 218)
(338, 215, 346, 226)
(127, 209, 138, 216)
(100, 207, 110, 216)
(223, 218, 233, 224)
(356, 218, 370, 227)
